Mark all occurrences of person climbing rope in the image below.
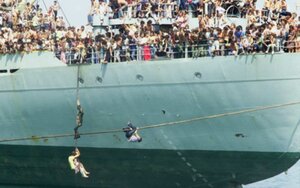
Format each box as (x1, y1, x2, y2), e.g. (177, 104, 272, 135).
(74, 99, 84, 139)
(123, 122, 142, 142)
(68, 148, 90, 178)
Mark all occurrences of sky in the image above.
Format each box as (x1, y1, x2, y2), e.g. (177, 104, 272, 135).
(41, 0, 90, 27)
(40, 0, 300, 27)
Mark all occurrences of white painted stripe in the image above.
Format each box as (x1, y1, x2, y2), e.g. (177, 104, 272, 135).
(168, 140, 173, 145)
(172, 146, 177, 150)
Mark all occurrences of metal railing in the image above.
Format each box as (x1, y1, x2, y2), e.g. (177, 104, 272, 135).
(55, 40, 300, 65)
(225, 5, 240, 17)
(91, 1, 244, 23)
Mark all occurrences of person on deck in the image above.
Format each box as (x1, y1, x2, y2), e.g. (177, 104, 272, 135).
(68, 148, 90, 178)
(123, 122, 142, 142)
(74, 99, 84, 139)
(51, 0, 60, 20)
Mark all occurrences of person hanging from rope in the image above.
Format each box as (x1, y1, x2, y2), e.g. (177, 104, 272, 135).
(68, 148, 90, 178)
(122, 122, 142, 142)
(74, 99, 84, 139)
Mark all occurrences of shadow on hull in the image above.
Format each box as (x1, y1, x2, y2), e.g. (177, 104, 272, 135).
(0, 145, 299, 188)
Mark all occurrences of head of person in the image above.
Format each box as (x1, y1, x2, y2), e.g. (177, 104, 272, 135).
(71, 151, 76, 156)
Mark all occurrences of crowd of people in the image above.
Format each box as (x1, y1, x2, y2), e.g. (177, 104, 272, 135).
(88, 0, 258, 21)
(0, 0, 65, 53)
(0, 0, 299, 63)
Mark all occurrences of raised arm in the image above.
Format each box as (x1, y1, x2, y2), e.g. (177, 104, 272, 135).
(75, 148, 81, 157)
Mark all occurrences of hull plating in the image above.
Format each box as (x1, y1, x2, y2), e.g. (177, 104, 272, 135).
(1, 52, 300, 187)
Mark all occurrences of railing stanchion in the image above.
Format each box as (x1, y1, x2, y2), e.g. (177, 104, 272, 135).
(185, 44, 188, 59)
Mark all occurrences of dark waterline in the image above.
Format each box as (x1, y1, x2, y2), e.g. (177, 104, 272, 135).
(0, 145, 300, 187)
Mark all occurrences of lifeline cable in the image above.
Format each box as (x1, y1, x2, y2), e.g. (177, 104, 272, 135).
(1, 100, 300, 143)
(76, 64, 80, 101)
(74, 64, 81, 148)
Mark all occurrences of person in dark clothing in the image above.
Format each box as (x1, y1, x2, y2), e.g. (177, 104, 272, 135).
(123, 122, 142, 142)
(74, 99, 84, 139)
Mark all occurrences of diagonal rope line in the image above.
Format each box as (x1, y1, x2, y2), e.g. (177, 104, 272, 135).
(57, 1, 71, 26)
(1, 100, 300, 143)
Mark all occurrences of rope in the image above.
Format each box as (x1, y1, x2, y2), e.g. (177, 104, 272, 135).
(74, 64, 80, 148)
(75, 138, 78, 148)
(41, 0, 48, 13)
(1, 100, 300, 143)
(76, 64, 80, 101)
(57, 0, 71, 26)
(140, 101, 300, 130)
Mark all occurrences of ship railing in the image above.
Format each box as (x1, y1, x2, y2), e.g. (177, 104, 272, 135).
(57, 41, 300, 65)
(282, 40, 300, 53)
(254, 9, 282, 25)
(93, 2, 179, 21)
(91, 1, 246, 25)
(225, 5, 241, 18)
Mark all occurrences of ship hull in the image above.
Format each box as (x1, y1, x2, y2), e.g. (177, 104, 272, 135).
(1, 144, 299, 188)
(1, 52, 300, 187)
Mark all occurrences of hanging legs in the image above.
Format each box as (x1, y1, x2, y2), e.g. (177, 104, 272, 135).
(69, 148, 90, 178)
(74, 158, 90, 178)
(74, 99, 84, 139)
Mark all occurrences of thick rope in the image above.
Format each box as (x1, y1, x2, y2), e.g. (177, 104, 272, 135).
(76, 64, 80, 101)
(1, 100, 300, 143)
(74, 64, 80, 148)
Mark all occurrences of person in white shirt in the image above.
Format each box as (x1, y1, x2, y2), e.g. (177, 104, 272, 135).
(51, 0, 60, 20)
(68, 148, 90, 178)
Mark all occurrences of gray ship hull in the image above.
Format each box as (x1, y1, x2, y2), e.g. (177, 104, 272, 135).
(1, 52, 300, 187)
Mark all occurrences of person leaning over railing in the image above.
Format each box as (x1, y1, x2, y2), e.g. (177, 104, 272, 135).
(194, 0, 204, 16)
(126, 0, 136, 19)
(285, 25, 298, 53)
(240, 0, 253, 18)
(128, 33, 138, 61)
(204, 0, 215, 17)
(1, 0, 300, 59)
(264, 33, 276, 54)
(222, 27, 232, 55)
(112, 35, 121, 62)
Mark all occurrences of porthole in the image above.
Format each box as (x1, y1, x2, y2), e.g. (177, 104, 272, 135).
(136, 74, 144, 81)
(78, 77, 84, 84)
(96, 76, 103, 83)
(194, 72, 202, 79)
